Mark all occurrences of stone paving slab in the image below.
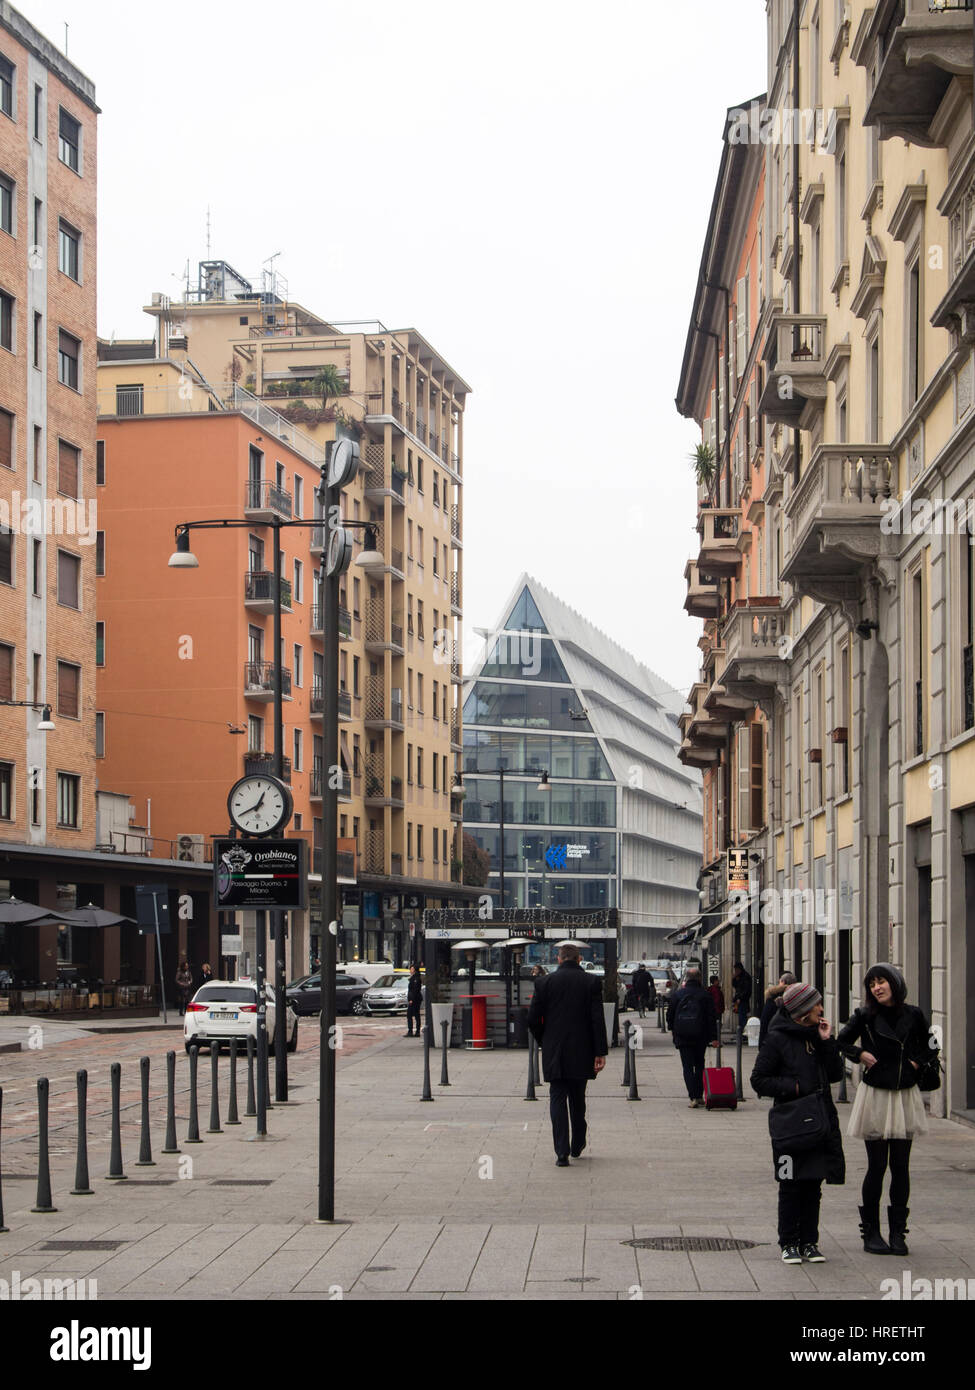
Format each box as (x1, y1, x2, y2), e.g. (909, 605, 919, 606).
(2, 1022, 975, 1301)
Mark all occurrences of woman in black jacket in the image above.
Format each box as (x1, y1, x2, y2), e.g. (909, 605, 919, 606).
(836, 963, 937, 1257)
(750, 982, 845, 1265)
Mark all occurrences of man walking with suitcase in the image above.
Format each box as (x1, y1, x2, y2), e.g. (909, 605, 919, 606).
(667, 967, 719, 1108)
(527, 943, 608, 1165)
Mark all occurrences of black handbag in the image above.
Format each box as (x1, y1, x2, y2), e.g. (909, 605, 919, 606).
(916, 1054, 942, 1092)
(769, 1090, 830, 1151)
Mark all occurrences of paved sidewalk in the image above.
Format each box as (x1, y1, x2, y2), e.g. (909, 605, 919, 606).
(2, 1020, 974, 1300)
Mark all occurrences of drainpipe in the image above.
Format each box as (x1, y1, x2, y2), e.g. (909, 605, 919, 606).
(792, 0, 802, 487)
(705, 279, 733, 509)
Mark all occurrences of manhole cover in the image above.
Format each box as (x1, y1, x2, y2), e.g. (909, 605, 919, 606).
(624, 1236, 761, 1252)
(39, 1240, 127, 1252)
(211, 1179, 272, 1187)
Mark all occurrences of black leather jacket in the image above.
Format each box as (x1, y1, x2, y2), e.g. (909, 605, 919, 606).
(836, 1005, 934, 1091)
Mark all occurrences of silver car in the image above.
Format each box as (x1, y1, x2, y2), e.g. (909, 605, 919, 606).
(361, 973, 410, 1014)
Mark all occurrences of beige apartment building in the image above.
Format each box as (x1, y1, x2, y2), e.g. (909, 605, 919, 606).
(680, 1, 975, 1120)
(96, 262, 474, 968)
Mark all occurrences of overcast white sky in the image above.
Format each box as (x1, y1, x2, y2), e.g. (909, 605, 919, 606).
(21, 0, 768, 699)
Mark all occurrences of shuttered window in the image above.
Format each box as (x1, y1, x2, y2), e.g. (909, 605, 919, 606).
(57, 549, 80, 608)
(57, 661, 80, 718)
(0, 527, 12, 585)
(751, 722, 765, 830)
(58, 438, 79, 497)
(0, 642, 12, 699)
(0, 407, 12, 469)
(736, 274, 748, 376)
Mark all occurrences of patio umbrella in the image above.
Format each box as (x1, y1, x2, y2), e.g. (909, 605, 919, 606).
(55, 904, 136, 929)
(0, 897, 60, 925)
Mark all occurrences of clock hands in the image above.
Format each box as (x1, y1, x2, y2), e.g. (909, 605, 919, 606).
(239, 791, 268, 816)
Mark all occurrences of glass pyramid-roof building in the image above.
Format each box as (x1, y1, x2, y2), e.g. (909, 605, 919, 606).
(462, 575, 703, 958)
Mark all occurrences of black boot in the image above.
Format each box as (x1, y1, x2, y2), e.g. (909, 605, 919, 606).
(888, 1206, 909, 1257)
(858, 1205, 891, 1255)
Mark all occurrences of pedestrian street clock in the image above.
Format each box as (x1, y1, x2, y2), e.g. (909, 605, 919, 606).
(227, 773, 294, 837)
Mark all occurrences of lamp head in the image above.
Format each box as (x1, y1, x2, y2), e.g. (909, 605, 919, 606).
(354, 525, 385, 573)
(37, 705, 55, 732)
(168, 529, 199, 568)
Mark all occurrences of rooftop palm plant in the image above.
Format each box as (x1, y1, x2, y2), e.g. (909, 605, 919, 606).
(690, 441, 716, 495)
(313, 364, 347, 413)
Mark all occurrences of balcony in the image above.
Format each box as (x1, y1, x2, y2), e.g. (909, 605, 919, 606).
(781, 445, 900, 604)
(684, 558, 721, 619)
(243, 662, 292, 702)
(364, 679, 405, 730)
(244, 751, 292, 783)
(310, 762, 351, 800)
(857, 0, 974, 148)
(364, 601, 403, 654)
(364, 757, 386, 805)
(309, 605, 352, 641)
(450, 713, 462, 749)
(244, 479, 293, 522)
(721, 599, 788, 704)
(364, 394, 404, 432)
(362, 829, 385, 875)
(450, 506, 461, 548)
(697, 508, 741, 578)
(244, 571, 292, 614)
(680, 680, 729, 752)
(312, 844, 357, 881)
(703, 649, 755, 724)
(311, 524, 326, 556)
(309, 686, 353, 720)
(759, 315, 828, 428)
(450, 574, 462, 615)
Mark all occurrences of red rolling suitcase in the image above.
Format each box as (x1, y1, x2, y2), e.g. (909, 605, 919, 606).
(703, 1067, 737, 1110)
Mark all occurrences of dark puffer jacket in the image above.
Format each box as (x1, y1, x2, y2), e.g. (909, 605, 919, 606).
(750, 1010, 846, 1184)
(836, 1005, 934, 1091)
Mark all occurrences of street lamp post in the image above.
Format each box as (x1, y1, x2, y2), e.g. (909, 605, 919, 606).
(0, 701, 56, 730)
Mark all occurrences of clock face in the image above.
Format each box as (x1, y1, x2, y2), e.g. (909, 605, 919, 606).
(228, 776, 292, 836)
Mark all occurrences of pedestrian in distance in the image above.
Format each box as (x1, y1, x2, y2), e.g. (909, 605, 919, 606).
(631, 963, 652, 1018)
(731, 962, 752, 1035)
(197, 962, 215, 991)
(530, 964, 547, 981)
(666, 967, 719, 1107)
(750, 982, 845, 1265)
(708, 974, 725, 1036)
(175, 960, 194, 1017)
(527, 942, 608, 1166)
(836, 963, 939, 1257)
(405, 963, 423, 1037)
(759, 971, 797, 1047)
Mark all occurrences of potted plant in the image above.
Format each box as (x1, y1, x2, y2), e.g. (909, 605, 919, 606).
(690, 441, 716, 494)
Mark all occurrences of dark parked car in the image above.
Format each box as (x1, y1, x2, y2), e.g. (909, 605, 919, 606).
(286, 972, 372, 1016)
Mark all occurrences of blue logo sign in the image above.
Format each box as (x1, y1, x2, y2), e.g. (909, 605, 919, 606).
(545, 843, 568, 871)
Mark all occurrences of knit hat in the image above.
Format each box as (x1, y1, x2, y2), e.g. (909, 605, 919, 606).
(782, 982, 822, 1019)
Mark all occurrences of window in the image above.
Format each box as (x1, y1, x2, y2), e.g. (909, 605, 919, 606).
(433, 754, 438, 792)
(793, 683, 803, 819)
(907, 256, 921, 410)
(0, 173, 13, 235)
(0, 289, 13, 351)
(95, 713, 105, 759)
(407, 823, 413, 860)
(58, 108, 81, 172)
(57, 662, 80, 718)
(408, 742, 414, 785)
(417, 673, 424, 713)
(32, 538, 41, 595)
(417, 527, 424, 566)
(417, 456, 424, 492)
(433, 538, 438, 577)
(443, 828, 448, 864)
(57, 772, 81, 828)
(417, 600, 424, 640)
(115, 383, 142, 416)
(96, 440, 105, 484)
(0, 528, 13, 585)
(34, 426, 42, 482)
(0, 407, 12, 469)
(293, 728, 303, 772)
(57, 550, 80, 608)
(0, 643, 12, 699)
(433, 680, 439, 720)
(867, 332, 881, 442)
(294, 474, 303, 518)
(835, 126, 847, 269)
(248, 715, 264, 751)
(58, 220, 80, 280)
(96, 622, 105, 667)
(837, 636, 851, 794)
(417, 825, 424, 862)
(32, 195, 41, 245)
(293, 558, 303, 603)
(33, 83, 41, 141)
(0, 761, 12, 819)
(912, 566, 926, 758)
(58, 439, 80, 497)
(417, 748, 423, 787)
(33, 311, 41, 368)
(293, 643, 302, 688)
(96, 531, 104, 577)
(0, 54, 13, 118)
(58, 330, 80, 390)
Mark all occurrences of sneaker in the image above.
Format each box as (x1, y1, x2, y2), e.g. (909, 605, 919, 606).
(801, 1244, 826, 1263)
(781, 1245, 803, 1265)
(688, 1099, 700, 1108)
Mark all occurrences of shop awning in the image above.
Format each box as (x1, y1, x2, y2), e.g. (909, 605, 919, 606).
(700, 897, 758, 945)
(665, 915, 703, 944)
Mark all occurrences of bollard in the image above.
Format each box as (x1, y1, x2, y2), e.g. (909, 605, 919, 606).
(245, 1036, 256, 1118)
(658, 1001, 666, 1033)
(439, 1021, 450, 1087)
(186, 1046, 202, 1144)
(0, 1088, 8, 1232)
(70, 1070, 94, 1194)
(162, 1052, 180, 1155)
(136, 1056, 155, 1166)
(735, 1027, 745, 1102)
(627, 1025, 642, 1101)
(226, 1039, 241, 1124)
(31, 1077, 58, 1211)
(525, 1036, 537, 1101)
(420, 1024, 434, 1101)
(106, 1062, 128, 1180)
(622, 1020, 632, 1086)
(207, 1045, 222, 1134)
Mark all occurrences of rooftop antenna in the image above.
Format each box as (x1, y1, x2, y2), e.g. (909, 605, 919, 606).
(206, 207, 212, 261)
(64, 22, 68, 55)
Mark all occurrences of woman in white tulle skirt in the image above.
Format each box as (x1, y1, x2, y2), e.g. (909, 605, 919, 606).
(837, 964, 939, 1257)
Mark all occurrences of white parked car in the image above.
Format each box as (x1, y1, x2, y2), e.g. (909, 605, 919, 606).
(361, 973, 411, 1014)
(183, 979, 297, 1053)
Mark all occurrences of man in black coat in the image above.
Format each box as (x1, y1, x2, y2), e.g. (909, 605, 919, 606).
(631, 965, 653, 1017)
(527, 944, 608, 1165)
(405, 964, 423, 1037)
(732, 962, 752, 1035)
(666, 967, 718, 1106)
